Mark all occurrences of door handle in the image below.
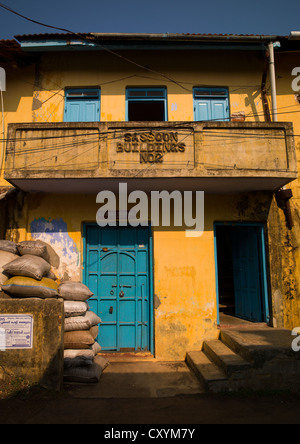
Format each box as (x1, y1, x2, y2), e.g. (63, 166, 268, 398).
(109, 306, 113, 314)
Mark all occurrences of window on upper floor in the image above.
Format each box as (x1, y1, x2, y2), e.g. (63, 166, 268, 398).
(64, 88, 101, 122)
(126, 87, 167, 122)
(193, 87, 229, 122)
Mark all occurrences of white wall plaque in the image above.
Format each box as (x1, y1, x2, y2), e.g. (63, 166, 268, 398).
(0, 315, 33, 350)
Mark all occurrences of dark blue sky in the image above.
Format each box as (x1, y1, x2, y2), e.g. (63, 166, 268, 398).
(0, 0, 299, 40)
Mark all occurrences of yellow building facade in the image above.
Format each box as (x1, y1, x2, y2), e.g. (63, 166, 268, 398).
(0, 33, 299, 360)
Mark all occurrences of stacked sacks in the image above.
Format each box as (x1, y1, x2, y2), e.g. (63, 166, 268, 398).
(0, 239, 108, 382)
(1, 240, 59, 299)
(0, 241, 20, 295)
(59, 281, 108, 383)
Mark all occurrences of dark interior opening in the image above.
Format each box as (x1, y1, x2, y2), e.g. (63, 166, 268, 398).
(128, 101, 165, 121)
(215, 226, 235, 316)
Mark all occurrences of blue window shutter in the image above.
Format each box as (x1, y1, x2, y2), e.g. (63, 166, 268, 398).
(64, 89, 101, 122)
(67, 101, 81, 122)
(195, 100, 211, 121)
(193, 88, 229, 122)
(211, 100, 228, 121)
(84, 101, 99, 122)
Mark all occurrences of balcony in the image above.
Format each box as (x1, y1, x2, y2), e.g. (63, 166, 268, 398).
(4, 121, 298, 193)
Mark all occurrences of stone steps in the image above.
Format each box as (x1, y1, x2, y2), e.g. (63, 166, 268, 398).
(186, 328, 300, 393)
(203, 340, 251, 377)
(186, 351, 228, 393)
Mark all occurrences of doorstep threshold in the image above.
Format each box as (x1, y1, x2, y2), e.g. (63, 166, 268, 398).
(98, 351, 155, 362)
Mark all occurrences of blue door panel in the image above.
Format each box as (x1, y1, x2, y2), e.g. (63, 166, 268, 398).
(88, 298, 98, 316)
(84, 225, 151, 352)
(101, 325, 117, 350)
(119, 326, 136, 349)
(231, 226, 264, 322)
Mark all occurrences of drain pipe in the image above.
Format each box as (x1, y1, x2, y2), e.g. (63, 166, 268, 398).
(268, 42, 279, 122)
(261, 51, 271, 122)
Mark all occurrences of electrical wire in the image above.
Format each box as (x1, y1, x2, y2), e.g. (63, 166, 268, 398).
(0, 2, 191, 93)
(2, 128, 300, 153)
(1, 2, 299, 118)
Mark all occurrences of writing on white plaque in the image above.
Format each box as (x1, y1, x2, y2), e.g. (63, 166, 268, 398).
(0, 315, 33, 350)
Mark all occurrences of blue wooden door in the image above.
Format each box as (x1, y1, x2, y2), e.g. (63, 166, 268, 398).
(84, 225, 152, 352)
(231, 226, 265, 322)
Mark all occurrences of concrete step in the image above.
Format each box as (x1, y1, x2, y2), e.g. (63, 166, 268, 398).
(188, 327, 300, 393)
(186, 351, 229, 393)
(220, 328, 300, 368)
(203, 340, 252, 377)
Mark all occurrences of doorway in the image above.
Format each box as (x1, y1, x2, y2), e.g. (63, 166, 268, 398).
(83, 224, 154, 353)
(214, 223, 269, 324)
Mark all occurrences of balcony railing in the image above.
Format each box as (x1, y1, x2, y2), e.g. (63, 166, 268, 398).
(4, 121, 298, 193)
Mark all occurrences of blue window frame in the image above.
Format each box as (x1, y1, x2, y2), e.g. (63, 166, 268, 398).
(193, 87, 229, 122)
(126, 87, 167, 121)
(64, 88, 101, 122)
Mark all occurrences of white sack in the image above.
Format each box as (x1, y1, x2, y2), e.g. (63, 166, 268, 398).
(64, 310, 101, 332)
(64, 300, 89, 318)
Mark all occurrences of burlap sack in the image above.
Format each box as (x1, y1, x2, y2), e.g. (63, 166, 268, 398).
(64, 329, 95, 350)
(64, 300, 89, 318)
(58, 281, 94, 301)
(0, 251, 19, 286)
(64, 349, 95, 360)
(63, 362, 103, 383)
(64, 349, 95, 369)
(45, 269, 57, 281)
(3, 254, 51, 281)
(0, 240, 18, 255)
(2, 276, 59, 299)
(90, 325, 99, 339)
(17, 240, 49, 261)
(94, 355, 109, 371)
(91, 341, 101, 355)
(64, 311, 101, 332)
